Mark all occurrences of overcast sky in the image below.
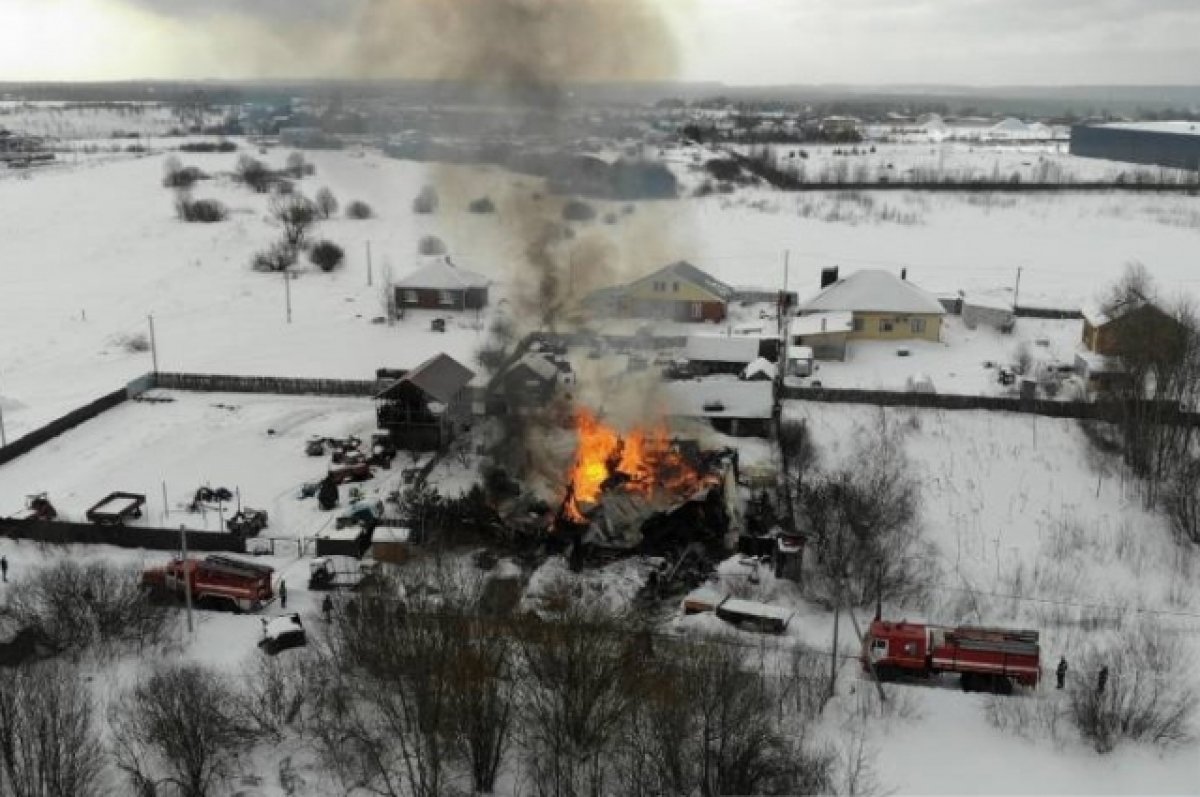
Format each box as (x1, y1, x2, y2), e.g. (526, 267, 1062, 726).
(1, 0, 1198, 85)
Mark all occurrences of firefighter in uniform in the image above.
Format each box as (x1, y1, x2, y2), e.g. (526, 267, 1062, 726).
(1097, 665, 1109, 695)
(1056, 656, 1068, 689)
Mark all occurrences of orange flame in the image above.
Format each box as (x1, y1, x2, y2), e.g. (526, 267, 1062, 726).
(562, 408, 712, 524)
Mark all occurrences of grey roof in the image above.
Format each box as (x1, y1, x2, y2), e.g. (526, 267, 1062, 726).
(506, 353, 560, 382)
(631, 261, 736, 301)
(380, 353, 474, 403)
(685, 335, 760, 364)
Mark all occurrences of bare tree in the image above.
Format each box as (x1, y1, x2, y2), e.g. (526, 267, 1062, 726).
(314, 186, 339, 219)
(799, 411, 930, 606)
(0, 663, 107, 797)
(251, 240, 298, 273)
(0, 561, 172, 658)
(309, 240, 345, 272)
(110, 663, 254, 797)
(235, 155, 272, 193)
(270, 193, 319, 250)
(516, 599, 639, 797)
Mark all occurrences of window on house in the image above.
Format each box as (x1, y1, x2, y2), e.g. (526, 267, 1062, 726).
(690, 302, 703, 320)
(402, 290, 417, 304)
(852, 318, 864, 332)
(879, 319, 894, 333)
(438, 290, 454, 306)
(672, 281, 680, 292)
(911, 317, 926, 334)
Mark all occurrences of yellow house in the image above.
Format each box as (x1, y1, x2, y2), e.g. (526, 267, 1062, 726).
(797, 269, 944, 342)
(606, 261, 734, 323)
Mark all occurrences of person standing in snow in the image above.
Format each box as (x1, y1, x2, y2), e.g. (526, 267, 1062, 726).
(0, 556, 7, 583)
(279, 579, 287, 609)
(1097, 665, 1109, 695)
(1056, 656, 1068, 689)
(322, 594, 333, 623)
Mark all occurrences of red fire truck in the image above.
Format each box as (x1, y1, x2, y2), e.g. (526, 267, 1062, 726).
(862, 618, 1041, 694)
(142, 555, 275, 613)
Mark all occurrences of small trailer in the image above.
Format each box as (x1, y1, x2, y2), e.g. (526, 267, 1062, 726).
(863, 618, 1041, 694)
(85, 492, 146, 526)
(681, 587, 794, 634)
(307, 556, 365, 591)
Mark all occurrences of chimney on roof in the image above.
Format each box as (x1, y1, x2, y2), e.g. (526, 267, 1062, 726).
(821, 317, 827, 332)
(820, 266, 839, 288)
(901, 268, 907, 281)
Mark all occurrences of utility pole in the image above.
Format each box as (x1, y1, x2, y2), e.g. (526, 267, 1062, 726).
(283, 271, 293, 324)
(147, 314, 159, 373)
(829, 596, 840, 699)
(366, 241, 373, 288)
(1013, 266, 1023, 311)
(180, 525, 194, 634)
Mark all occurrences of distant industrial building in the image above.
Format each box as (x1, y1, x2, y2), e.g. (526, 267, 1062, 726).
(1070, 122, 1200, 171)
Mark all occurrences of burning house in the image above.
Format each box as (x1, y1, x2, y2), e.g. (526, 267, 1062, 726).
(551, 409, 742, 563)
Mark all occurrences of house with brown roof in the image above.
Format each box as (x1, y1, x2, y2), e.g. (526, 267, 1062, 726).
(1081, 297, 1184, 357)
(375, 353, 475, 451)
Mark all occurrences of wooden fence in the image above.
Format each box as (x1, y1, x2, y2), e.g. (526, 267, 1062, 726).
(0, 387, 128, 468)
(151, 372, 387, 397)
(0, 517, 247, 553)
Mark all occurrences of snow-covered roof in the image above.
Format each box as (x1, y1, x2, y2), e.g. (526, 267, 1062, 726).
(264, 614, 303, 639)
(787, 345, 814, 360)
(663, 379, 772, 419)
(741, 357, 777, 380)
(507, 353, 559, 382)
(685, 335, 759, 363)
(790, 311, 853, 336)
(393, 257, 490, 291)
(799, 270, 945, 315)
(719, 598, 793, 624)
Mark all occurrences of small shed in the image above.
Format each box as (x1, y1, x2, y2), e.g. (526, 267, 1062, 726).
(495, 353, 560, 409)
(663, 379, 773, 437)
(785, 345, 814, 377)
(790, 312, 853, 361)
(1074, 352, 1127, 393)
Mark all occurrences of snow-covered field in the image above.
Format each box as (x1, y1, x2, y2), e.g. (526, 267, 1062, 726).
(734, 139, 1197, 185)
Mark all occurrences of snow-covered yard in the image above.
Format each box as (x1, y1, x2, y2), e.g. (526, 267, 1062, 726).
(0, 390, 396, 539)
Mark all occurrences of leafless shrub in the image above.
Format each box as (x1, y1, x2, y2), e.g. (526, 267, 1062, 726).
(0, 662, 108, 797)
(468, 196, 497, 214)
(119, 332, 151, 353)
(417, 235, 447, 256)
(314, 186, 338, 219)
(251, 240, 297, 273)
(235, 154, 272, 193)
(345, 200, 374, 219)
(1068, 623, 1197, 753)
(110, 662, 256, 797)
(412, 185, 438, 214)
(308, 240, 345, 272)
(162, 156, 205, 189)
(173, 193, 227, 223)
(284, 151, 314, 178)
(269, 193, 319, 250)
(0, 561, 172, 658)
(799, 411, 933, 607)
(984, 692, 1067, 744)
(240, 652, 310, 740)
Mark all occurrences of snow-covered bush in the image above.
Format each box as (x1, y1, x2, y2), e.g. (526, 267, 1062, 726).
(417, 235, 446, 256)
(251, 240, 298, 273)
(174, 194, 227, 223)
(561, 199, 596, 222)
(314, 186, 339, 219)
(468, 196, 496, 214)
(118, 332, 151, 353)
